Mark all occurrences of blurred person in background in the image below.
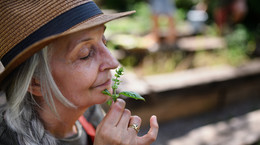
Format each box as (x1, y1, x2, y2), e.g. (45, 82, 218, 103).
(149, 0, 177, 44)
(187, 1, 208, 35)
(0, 0, 158, 144)
(213, 0, 247, 35)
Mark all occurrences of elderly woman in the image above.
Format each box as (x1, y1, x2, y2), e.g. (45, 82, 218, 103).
(0, 0, 158, 145)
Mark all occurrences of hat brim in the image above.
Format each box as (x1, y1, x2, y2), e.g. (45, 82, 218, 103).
(0, 11, 135, 83)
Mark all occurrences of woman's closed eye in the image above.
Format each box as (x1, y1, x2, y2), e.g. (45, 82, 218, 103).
(78, 43, 93, 60)
(80, 48, 94, 60)
(77, 35, 106, 60)
(80, 54, 90, 60)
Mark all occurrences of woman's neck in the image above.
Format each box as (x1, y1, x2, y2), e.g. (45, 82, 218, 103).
(37, 102, 87, 139)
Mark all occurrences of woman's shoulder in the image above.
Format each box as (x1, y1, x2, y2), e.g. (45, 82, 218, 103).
(0, 110, 19, 145)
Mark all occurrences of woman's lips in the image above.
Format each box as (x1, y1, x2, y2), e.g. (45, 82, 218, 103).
(93, 79, 111, 88)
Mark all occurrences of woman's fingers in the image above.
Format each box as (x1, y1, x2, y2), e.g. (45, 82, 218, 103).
(96, 110, 158, 145)
(128, 115, 142, 134)
(95, 99, 127, 144)
(96, 99, 158, 145)
(102, 99, 126, 127)
(117, 109, 131, 129)
(138, 115, 159, 145)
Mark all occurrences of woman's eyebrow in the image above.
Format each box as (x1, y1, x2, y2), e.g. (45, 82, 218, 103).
(68, 37, 92, 53)
(79, 38, 93, 43)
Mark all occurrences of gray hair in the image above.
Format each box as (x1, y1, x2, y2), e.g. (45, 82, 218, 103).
(2, 46, 76, 145)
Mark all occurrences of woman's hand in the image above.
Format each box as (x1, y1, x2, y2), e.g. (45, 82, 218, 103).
(94, 99, 159, 145)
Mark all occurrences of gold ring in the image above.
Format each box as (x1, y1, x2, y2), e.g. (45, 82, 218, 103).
(129, 124, 140, 133)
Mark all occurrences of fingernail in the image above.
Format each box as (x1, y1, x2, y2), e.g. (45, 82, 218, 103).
(116, 98, 125, 107)
(152, 115, 157, 121)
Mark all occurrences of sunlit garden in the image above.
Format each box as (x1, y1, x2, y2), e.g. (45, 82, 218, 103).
(97, 0, 260, 76)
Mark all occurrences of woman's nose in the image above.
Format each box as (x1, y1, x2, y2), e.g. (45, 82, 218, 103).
(99, 46, 119, 71)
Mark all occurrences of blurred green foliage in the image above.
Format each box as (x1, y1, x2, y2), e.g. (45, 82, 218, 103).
(99, 0, 200, 11)
(102, 0, 257, 75)
(226, 25, 248, 51)
(99, 0, 143, 11)
(175, 0, 198, 11)
(105, 1, 188, 36)
(105, 2, 151, 36)
(223, 25, 255, 66)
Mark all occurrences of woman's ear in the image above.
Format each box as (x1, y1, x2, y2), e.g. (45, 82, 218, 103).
(28, 78, 42, 97)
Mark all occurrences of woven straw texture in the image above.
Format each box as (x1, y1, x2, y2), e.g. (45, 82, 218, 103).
(0, 0, 91, 59)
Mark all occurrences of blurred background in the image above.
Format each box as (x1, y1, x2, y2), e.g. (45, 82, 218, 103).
(1, 0, 259, 145)
(97, 0, 260, 145)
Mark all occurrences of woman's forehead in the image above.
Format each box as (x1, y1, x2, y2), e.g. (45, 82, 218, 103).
(59, 25, 105, 42)
(50, 25, 104, 47)
(49, 25, 105, 56)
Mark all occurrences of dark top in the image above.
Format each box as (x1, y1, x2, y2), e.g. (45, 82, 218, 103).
(0, 105, 104, 145)
(0, 114, 19, 145)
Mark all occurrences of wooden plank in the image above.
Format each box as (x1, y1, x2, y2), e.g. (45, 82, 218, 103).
(177, 36, 226, 51)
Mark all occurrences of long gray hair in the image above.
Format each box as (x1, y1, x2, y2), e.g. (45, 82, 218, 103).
(1, 46, 76, 145)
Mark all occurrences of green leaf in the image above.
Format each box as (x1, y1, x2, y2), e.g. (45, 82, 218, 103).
(112, 85, 118, 89)
(116, 67, 124, 76)
(102, 67, 146, 107)
(112, 94, 120, 101)
(102, 89, 111, 96)
(107, 100, 112, 106)
(112, 79, 120, 82)
(118, 67, 124, 72)
(117, 67, 124, 75)
(119, 91, 145, 101)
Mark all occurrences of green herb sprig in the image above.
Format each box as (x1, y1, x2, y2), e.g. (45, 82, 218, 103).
(102, 67, 145, 105)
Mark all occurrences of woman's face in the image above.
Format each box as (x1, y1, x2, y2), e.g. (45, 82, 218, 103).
(49, 25, 119, 108)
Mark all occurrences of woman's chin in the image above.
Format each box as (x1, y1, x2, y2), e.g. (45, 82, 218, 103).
(104, 94, 111, 101)
(94, 87, 112, 104)
(96, 94, 111, 104)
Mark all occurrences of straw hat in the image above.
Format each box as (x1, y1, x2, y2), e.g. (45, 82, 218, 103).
(0, 0, 134, 83)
